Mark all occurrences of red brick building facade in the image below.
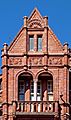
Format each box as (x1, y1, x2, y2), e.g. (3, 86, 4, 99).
(0, 8, 71, 120)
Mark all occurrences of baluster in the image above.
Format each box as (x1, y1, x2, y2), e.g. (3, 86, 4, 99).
(25, 102, 27, 112)
(17, 102, 20, 111)
(21, 103, 23, 112)
(26, 102, 28, 112)
(31, 102, 34, 112)
(48, 102, 53, 112)
(33, 102, 35, 112)
(55, 102, 58, 116)
(36, 102, 38, 112)
(28, 101, 30, 112)
(45, 101, 48, 112)
(43, 101, 46, 112)
(54, 102, 59, 118)
(29, 102, 31, 112)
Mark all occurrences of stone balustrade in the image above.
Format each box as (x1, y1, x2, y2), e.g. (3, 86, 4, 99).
(16, 101, 59, 114)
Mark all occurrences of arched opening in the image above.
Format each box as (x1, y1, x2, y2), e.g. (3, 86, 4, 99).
(18, 72, 33, 101)
(38, 72, 53, 101)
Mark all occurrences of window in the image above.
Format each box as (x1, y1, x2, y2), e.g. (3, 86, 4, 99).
(37, 81, 41, 94)
(47, 80, 53, 93)
(29, 35, 34, 51)
(18, 81, 24, 101)
(47, 80, 53, 101)
(37, 35, 42, 51)
(30, 81, 34, 101)
(31, 81, 34, 93)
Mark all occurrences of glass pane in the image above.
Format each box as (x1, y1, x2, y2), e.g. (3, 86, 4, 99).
(18, 80, 24, 101)
(19, 94, 24, 101)
(37, 81, 41, 93)
(47, 80, 53, 93)
(37, 36, 42, 51)
(19, 85, 24, 93)
(29, 36, 34, 51)
(30, 95, 34, 101)
(31, 82, 34, 93)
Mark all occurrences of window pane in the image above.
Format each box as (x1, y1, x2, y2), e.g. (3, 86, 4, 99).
(47, 80, 53, 93)
(37, 36, 42, 51)
(29, 36, 34, 51)
(37, 81, 41, 93)
(19, 94, 24, 101)
(31, 81, 34, 93)
(18, 80, 24, 101)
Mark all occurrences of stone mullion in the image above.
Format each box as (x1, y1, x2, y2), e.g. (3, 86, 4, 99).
(34, 34, 37, 51)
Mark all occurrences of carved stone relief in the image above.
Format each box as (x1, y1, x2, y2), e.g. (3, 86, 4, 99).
(29, 57, 42, 66)
(28, 19, 42, 28)
(48, 57, 62, 66)
(9, 57, 22, 65)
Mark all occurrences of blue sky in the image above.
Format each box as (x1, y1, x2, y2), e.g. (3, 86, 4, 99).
(0, 0, 71, 73)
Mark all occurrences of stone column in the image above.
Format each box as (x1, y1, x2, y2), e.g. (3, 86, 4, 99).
(34, 81, 37, 101)
(34, 34, 37, 51)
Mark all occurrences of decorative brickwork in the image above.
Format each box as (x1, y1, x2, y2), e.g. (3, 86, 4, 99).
(0, 8, 71, 120)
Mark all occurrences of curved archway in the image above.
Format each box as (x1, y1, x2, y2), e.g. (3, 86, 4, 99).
(35, 70, 53, 80)
(37, 72, 53, 101)
(18, 72, 33, 101)
(16, 70, 34, 80)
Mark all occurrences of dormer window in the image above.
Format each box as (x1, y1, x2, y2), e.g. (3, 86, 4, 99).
(29, 35, 34, 51)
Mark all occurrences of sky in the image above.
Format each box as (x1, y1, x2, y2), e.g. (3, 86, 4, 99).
(0, 0, 71, 73)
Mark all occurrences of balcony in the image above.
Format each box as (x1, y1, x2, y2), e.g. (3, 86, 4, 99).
(14, 101, 59, 117)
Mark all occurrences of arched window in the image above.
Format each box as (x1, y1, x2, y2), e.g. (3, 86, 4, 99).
(18, 73, 33, 101)
(38, 72, 53, 101)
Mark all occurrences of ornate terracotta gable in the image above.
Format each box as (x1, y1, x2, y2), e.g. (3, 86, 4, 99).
(8, 8, 63, 54)
(28, 8, 45, 28)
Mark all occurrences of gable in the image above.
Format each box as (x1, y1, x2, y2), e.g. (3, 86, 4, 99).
(8, 8, 63, 54)
(28, 8, 44, 28)
(8, 28, 26, 53)
(48, 27, 63, 53)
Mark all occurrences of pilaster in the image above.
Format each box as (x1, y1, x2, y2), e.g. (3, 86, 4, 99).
(2, 43, 8, 120)
(43, 16, 48, 67)
(23, 16, 28, 67)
